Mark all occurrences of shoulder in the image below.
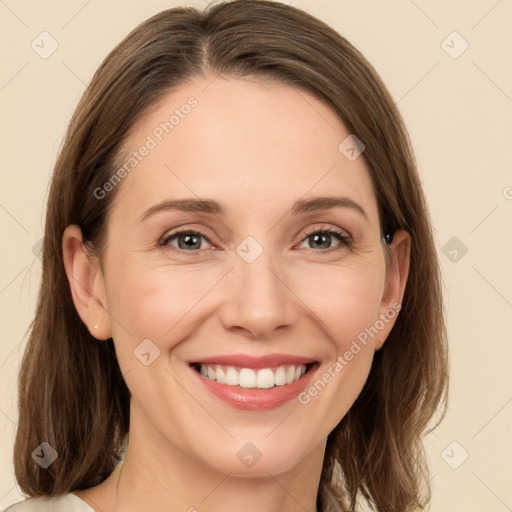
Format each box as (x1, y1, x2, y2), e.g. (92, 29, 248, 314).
(2, 493, 95, 512)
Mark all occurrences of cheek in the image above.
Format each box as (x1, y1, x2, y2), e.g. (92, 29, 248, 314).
(293, 268, 382, 429)
(292, 262, 385, 349)
(105, 258, 218, 350)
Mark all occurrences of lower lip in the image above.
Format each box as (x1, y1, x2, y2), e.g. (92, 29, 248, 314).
(190, 364, 319, 410)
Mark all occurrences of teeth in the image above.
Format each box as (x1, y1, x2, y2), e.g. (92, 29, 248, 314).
(256, 368, 275, 389)
(225, 367, 239, 386)
(197, 364, 308, 389)
(274, 366, 287, 385)
(215, 366, 226, 384)
(239, 368, 256, 388)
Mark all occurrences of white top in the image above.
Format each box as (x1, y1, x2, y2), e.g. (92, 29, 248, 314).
(4, 488, 337, 511)
(2, 493, 95, 512)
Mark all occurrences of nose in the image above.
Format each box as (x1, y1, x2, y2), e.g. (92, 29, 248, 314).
(218, 247, 300, 339)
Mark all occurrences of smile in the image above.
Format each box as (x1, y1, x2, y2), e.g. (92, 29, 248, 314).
(187, 354, 319, 410)
(192, 363, 311, 389)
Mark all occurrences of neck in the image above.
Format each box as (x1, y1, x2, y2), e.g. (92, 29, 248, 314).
(78, 405, 326, 512)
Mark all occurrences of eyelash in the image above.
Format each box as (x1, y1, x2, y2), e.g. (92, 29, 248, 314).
(158, 225, 352, 255)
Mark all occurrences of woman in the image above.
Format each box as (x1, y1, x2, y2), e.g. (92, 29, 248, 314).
(6, 1, 448, 511)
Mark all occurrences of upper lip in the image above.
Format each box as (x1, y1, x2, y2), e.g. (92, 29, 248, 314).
(188, 353, 318, 369)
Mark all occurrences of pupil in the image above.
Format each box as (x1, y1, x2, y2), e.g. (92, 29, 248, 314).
(312, 233, 330, 249)
(180, 234, 200, 250)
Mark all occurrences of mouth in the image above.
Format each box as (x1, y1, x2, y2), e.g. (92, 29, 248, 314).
(188, 361, 318, 389)
(186, 353, 320, 410)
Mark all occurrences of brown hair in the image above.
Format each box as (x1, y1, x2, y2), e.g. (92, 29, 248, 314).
(13, 1, 448, 510)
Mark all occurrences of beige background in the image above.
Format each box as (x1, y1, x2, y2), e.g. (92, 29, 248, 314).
(1, 0, 511, 510)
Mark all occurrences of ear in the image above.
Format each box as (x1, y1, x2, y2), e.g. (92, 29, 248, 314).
(62, 225, 112, 340)
(374, 229, 411, 350)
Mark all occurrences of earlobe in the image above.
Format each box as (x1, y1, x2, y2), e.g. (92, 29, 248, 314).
(375, 229, 411, 350)
(62, 225, 112, 340)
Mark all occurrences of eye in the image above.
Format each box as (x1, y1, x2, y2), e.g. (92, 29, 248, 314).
(158, 225, 352, 255)
(159, 229, 213, 252)
(296, 226, 352, 252)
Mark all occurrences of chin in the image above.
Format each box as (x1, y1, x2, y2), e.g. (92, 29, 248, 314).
(192, 435, 310, 477)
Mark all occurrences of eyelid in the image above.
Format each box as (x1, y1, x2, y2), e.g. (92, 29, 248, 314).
(298, 223, 352, 241)
(158, 226, 216, 250)
(293, 224, 352, 253)
(159, 223, 353, 252)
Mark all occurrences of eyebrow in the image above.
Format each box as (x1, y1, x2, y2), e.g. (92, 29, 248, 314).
(139, 196, 368, 222)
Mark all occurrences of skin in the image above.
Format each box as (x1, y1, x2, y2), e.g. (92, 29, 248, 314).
(63, 75, 410, 512)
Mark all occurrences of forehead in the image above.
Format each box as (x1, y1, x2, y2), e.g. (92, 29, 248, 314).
(109, 76, 379, 225)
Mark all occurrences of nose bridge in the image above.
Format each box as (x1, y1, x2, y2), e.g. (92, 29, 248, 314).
(219, 235, 299, 338)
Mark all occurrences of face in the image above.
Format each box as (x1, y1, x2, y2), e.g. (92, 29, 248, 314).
(66, 75, 409, 478)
